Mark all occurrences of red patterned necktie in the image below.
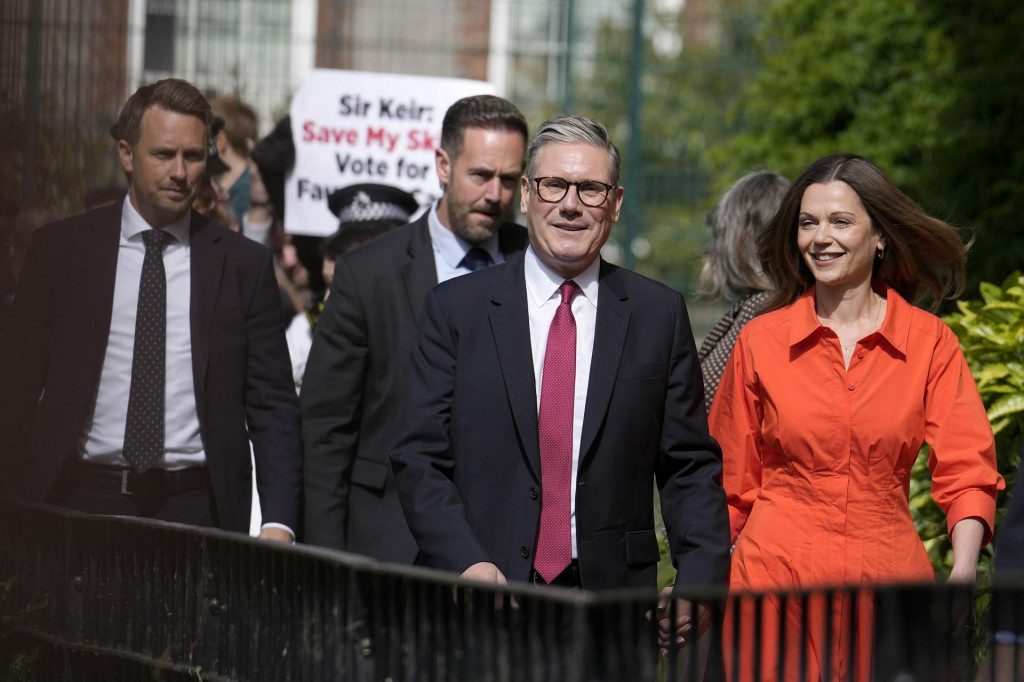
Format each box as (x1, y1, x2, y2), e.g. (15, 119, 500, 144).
(534, 279, 580, 583)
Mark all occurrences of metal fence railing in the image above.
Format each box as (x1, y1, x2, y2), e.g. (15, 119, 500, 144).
(3, 496, 1023, 681)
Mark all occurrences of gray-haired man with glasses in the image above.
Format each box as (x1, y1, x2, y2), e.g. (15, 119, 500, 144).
(392, 115, 730, 647)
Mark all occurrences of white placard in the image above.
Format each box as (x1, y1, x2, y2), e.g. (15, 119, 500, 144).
(285, 69, 496, 236)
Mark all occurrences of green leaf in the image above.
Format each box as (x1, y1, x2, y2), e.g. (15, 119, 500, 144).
(991, 417, 1013, 435)
(988, 393, 1024, 421)
(980, 281, 1006, 303)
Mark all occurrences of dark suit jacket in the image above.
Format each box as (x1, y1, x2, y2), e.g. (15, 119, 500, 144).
(995, 441, 1024, 573)
(0, 203, 302, 532)
(390, 254, 731, 590)
(301, 213, 528, 561)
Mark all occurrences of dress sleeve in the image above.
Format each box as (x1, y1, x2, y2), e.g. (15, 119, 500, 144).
(708, 330, 764, 544)
(925, 325, 1005, 547)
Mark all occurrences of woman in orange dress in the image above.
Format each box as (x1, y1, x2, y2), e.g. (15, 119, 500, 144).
(709, 153, 1004, 681)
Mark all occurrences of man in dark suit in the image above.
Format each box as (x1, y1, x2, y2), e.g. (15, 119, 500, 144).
(391, 115, 730, 643)
(0, 79, 300, 540)
(301, 95, 529, 560)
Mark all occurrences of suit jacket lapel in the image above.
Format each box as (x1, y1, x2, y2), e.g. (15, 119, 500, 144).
(188, 211, 224, 412)
(401, 215, 438, 323)
(489, 254, 542, 480)
(580, 261, 629, 461)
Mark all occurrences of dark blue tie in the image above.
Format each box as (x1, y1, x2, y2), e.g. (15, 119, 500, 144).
(459, 247, 493, 272)
(123, 229, 173, 472)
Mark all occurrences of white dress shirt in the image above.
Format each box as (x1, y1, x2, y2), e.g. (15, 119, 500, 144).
(524, 247, 600, 558)
(80, 197, 205, 470)
(427, 201, 505, 283)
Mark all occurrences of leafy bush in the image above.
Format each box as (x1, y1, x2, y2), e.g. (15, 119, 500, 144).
(912, 272, 1024, 578)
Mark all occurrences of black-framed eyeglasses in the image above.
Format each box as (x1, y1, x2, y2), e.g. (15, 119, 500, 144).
(530, 176, 617, 207)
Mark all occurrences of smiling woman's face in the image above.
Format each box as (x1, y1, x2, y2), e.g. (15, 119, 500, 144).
(797, 181, 884, 292)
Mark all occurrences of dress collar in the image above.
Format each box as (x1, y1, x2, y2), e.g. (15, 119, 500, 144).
(788, 281, 911, 357)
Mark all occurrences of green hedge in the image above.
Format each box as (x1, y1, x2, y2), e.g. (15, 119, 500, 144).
(914, 271, 1024, 579)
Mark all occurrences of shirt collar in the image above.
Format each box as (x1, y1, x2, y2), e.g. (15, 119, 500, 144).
(788, 280, 911, 357)
(121, 195, 191, 246)
(524, 246, 600, 308)
(427, 200, 500, 269)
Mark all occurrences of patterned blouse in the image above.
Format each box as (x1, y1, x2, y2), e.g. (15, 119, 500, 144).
(697, 290, 770, 415)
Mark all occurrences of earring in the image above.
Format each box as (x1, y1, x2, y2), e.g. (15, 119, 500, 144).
(876, 249, 884, 260)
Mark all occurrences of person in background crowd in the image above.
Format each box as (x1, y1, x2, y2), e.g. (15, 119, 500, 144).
(710, 153, 1005, 681)
(697, 171, 788, 414)
(192, 116, 237, 230)
(301, 95, 529, 561)
(247, 115, 315, 289)
(390, 115, 729, 656)
(210, 95, 258, 230)
(285, 183, 419, 393)
(0, 78, 302, 541)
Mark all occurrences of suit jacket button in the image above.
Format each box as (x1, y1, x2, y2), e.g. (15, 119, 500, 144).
(520, 546, 529, 558)
(529, 488, 538, 500)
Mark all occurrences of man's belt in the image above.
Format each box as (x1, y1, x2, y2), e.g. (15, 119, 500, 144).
(73, 463, 210, 496)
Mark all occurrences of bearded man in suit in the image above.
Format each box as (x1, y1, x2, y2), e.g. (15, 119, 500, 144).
(301, 95, 529, 560)
(0, 78, 301, 540)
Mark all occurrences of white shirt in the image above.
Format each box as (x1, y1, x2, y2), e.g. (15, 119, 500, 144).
(524, 247, 600, 558)
(285, 311, 314, 394)
(427, 201, 504, 283)
(80, 197, 205, 469)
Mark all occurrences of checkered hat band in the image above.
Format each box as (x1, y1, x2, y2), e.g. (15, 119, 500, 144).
(338, 200, 412, 224)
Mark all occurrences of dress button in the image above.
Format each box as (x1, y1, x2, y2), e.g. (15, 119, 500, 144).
(848, 383, 856, 391)
(529, 488, 538, 500)
(520, 546, 530, 558)
(857, 351, 865, 359)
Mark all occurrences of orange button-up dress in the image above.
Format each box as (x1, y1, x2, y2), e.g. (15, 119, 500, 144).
(709, 283, 1004, 681)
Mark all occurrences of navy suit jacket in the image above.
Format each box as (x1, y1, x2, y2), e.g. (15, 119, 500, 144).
(391, 253, 731, 591)
(301, 214, 527, 560)
(995, 441, 1024, 573)
(0, 203, 302, 532)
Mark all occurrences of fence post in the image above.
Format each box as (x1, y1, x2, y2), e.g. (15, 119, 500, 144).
(22, 0, 44, 209)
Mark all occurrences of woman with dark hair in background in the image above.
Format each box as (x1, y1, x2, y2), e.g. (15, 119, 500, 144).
(710, 153, 1004, 681)
(697, 171, 789, 413)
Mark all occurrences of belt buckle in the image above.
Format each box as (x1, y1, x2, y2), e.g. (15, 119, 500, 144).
(120, 470, 143, 496)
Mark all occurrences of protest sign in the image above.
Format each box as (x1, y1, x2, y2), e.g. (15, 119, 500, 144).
(285, 69, 496, 236)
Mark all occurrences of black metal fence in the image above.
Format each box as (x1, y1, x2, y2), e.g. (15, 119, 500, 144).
(2, 497, 1022, 681)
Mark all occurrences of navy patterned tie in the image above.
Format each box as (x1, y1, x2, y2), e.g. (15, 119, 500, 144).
(123, 229, 173, 473)
(458, 246, 493, 272)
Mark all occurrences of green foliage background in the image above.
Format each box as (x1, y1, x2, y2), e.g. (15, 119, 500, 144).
(913, 273, 1024, 580)
(710, 0, 1024, 296)
(574, 0, 1024, 298)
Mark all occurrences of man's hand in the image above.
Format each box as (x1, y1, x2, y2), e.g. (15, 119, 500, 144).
(258, 526, 295, 543)
(655, 587, 711, 655)
(457, 562, 517, 610)
(460, 562, 508, 585)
